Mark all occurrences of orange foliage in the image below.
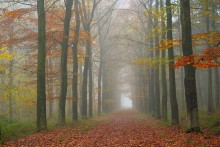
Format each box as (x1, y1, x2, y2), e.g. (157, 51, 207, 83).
(174, 45, 220, 68)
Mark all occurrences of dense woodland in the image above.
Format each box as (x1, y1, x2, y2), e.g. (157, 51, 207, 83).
(0, 0, 220, 145)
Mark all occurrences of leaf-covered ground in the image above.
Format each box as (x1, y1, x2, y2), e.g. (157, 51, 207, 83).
(2, 110, 220, 146)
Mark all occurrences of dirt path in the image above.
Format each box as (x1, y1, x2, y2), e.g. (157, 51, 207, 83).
(3, 110, 220, 146)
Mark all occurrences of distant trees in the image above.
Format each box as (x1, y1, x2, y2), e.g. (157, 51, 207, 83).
(1, 0, 220, 135)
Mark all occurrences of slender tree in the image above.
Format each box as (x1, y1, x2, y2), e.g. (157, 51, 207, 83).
(180, 0, 200, 132)
(160, 0, 168, 121)
(59, 0, 74, 124)
(154, 0, 161, 119)
(148, 0, 155, 116)
(205, 4, 214, 114)
(81, 0, 101, 118)
(211, 1, 219, 110)
(72, 0, 80, 121)
(166, 0, 179, 124)
(36, 0, 47, 131)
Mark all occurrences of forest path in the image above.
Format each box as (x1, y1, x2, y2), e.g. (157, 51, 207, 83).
(3, 110, 220, 146)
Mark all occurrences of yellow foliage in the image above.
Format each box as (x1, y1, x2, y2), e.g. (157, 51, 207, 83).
(0, 45, 13, 60)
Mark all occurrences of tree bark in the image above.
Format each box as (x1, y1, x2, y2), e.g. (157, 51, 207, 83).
(148, 0, 155, 116)
(89, 64, 93, 117)
(98, 59, 102, 115)
(205, 6, 214, 114)
(180, 0, 200, 132)
(211, 2, 219, 110)
(154, 0, 161, 119)
(166, 0, 179, 124)
(72, 0, 80, 122)
(58, 0, 74, 124)
(36, 0, 47, 131)
(160, 0, 168, 121)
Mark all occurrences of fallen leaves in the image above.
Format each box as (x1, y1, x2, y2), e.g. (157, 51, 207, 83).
(2, 110, 220, 146)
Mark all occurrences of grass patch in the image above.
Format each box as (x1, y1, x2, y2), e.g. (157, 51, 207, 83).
(159, 120, 172, 127)
(0, 113, 110, 144)
(0, 117, 35, 144)
(199, 110, 220, 134)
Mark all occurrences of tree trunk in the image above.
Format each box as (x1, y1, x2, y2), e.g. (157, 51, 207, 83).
(36, 0, 47, 131)
(160, 0, 168, 121)
(205, 6, 214, 114)
(58, 0, 74, 124)
(81, 26, 91, 118)
(154, 0, 161, 119)
(89, 64, 93, 117)
(9, 57, 13, 123)
(72, 0, 80, 122)
(208, 68, 214, 113)
(180, 0, 200, 132)
(215, 68, 219, 109)
(211, 3, 220, 110)
(98, 60, 102, 115)
(148, 0, 155, 116)
(166, 0, 179, 124)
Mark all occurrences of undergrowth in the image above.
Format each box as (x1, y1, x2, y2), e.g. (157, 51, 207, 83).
(0, 113, 109, 144)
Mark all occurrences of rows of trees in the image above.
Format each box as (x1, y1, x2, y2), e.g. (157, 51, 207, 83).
(0, 0, 121, 132)
(128, 0, 220, 132)
(0, 0, 219, 135)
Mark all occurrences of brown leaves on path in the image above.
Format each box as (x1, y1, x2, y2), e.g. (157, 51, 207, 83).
(3, 110, 220, 146)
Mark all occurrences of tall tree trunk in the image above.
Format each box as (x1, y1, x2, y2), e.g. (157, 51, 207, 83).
(98, 59, 102, 115)
(36, 0, 47, 131)
(160, 0, 168, 121)
(154, 0, 161, 119)
(8, 55, 13, 123)
(81, 27, 91, 118)
(211, 2, 219, 110)
(215, 68, 219, 109)
(205, 6, 214, 114)
(72, 0, 80, 122)
(207, 68, 214, 113)
(89, 64, 93, 117)
(166, 0, 179, 124)
(148, 0, 155, 116)
(47, 58, 54, 118)
(180, 0, 200, 132)
(58, 0, 74, 124)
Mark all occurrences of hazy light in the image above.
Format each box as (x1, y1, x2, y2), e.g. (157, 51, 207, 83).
(121, 95, 132, 108)
(117, 0, 130, 9)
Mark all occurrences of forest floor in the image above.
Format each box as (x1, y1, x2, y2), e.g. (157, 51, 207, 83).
(2, 110, 220, 147)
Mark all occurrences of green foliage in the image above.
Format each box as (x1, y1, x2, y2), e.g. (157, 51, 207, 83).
(200, 110, 220, 134)
(0, 117, 35, 143)
(159, 120, 172, 127)
(185, 127, 201, 133)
